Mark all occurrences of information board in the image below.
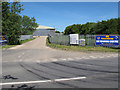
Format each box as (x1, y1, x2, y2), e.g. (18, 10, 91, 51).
(79, 39, 85, 46)
(70, 34, 79, 44)
(0, 36, 7, 45)
(96, 35, 119, 47)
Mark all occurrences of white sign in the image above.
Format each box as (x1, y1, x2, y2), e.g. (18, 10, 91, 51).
(70, 34, 79, 44)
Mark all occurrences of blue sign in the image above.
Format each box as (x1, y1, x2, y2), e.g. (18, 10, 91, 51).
(0, 36, 7, 45)
(96, 35, 119, 47)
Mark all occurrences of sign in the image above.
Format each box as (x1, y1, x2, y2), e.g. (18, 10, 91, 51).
(96, 35, 119, 47)
(0, 36, 7, 45)
(79, 39, 85, 46)
(70, 34, 79, 44)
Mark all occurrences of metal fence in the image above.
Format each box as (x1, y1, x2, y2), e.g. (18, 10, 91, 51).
(20, 35, 33, 40)
(49, 34, 70, 45)
(48, 34, 96, 46)
(79, 35, 95, 46)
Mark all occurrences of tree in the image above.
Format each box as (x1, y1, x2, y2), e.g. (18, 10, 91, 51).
(21, 15, 38, 35)
(2, 1, 23, 45)
(64, 18, 119, 35)
(55, 31, 60, 33)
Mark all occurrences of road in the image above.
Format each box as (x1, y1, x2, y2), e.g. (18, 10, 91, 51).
(1, 36, 118, 88)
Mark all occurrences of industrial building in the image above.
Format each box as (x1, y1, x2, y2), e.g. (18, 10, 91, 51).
(33, 25, 55, 36)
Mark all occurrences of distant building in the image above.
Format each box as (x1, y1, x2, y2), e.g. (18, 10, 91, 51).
(33, 25, 55, 36)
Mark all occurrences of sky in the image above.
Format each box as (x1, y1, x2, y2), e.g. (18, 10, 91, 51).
(20, 2, 118, 32)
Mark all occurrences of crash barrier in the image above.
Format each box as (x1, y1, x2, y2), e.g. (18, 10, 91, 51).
(20, 35, 33, 41)
(48, 34, 120, 48)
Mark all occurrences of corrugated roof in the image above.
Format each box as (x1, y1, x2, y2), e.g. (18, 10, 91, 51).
(36, 25, 55, 30)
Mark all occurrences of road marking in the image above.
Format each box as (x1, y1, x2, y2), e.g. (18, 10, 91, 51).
(67, 58, 74, 60)
(89, 56, 97, 59)
(82, 57, 90, 59)
(60, 58, 67, 61)
(0, 76, 86, 86)
(0, 80, 52, 86)
(52, 58, 58, 62)
(22, 53, 25, 55)
(99, 57, 105, 58)
(18, 56, 21, 58)
(75, 57, 82, 60)
(19, 59, 22, 62)
(106, 56, 111, 57)
(55, 77, 86, 81)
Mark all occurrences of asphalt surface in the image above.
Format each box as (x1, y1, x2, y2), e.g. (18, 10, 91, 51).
(1, 36, 118, 88)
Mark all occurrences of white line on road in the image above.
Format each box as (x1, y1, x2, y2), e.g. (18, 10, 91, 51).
(89, 56, 97, 59)
(60, 58, 67, 61)
(67, 58, 74, 60)
(18, 56, 21, 58)
(0, 76, 86, 86)
(55, 77, 86, 82)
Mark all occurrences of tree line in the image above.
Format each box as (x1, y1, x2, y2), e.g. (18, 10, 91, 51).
(64, 18, 120, 35)
(2, 1, 38, 45)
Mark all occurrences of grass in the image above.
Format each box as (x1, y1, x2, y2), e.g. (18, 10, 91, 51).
(2, 38, 35, 49)
(46, 37, 119, 52)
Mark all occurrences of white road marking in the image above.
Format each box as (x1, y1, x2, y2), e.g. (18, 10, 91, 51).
(52, 58, 58, 62)
(22, 53, 25, 55)
(0, 80, 52, 86)
(99, 57, 105, 58)
(18, 56, 21, 58)
(82, 57, 90, 59)
(36, 60, 40, 63)
(60, 58, 67, 61)
(75, 57, 82, 60)
(106, 56, 111, 57)
(0, 76, 86, 86)
(19, 59, 22, 62)
(67, 58, 74, 60)
(55, 77, 86, 81)
(89, 56, 97, 59)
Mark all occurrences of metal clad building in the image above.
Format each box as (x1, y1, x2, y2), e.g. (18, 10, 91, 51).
(33, 25, 55, 36)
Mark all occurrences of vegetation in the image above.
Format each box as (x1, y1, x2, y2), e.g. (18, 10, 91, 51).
(2, 1, 38, 45)
(55, 31, 60, 33)
(21, 15, 38, 35)
(46, 37, 119, 52)
(64, 18, 119, 35)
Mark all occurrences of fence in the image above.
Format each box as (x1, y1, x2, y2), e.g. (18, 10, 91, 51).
(49, 34, 70, 45)
(48, 34, 96, 46)
(20, 35, 33, 40)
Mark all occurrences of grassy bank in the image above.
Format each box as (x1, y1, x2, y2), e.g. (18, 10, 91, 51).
(46, 37, 119, 52)
(2, 38, 35, 49)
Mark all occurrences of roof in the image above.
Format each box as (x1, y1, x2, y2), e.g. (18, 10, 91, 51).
(36, 25, 55, 30)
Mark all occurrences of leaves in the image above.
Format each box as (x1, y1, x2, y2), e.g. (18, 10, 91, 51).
(64, 18, 119, 35)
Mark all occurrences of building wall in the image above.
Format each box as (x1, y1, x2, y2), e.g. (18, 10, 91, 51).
(33, 29, 55, 36)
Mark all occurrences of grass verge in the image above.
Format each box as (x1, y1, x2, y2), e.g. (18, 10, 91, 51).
(46, 37, 119, 52)
(2, 38, 35, 49)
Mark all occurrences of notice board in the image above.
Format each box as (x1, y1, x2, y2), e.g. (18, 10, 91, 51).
(70, 34, 79, 45)
(95, 35, 119, 47)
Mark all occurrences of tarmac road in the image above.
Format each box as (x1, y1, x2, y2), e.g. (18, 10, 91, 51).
(1, 36, 118, 88)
